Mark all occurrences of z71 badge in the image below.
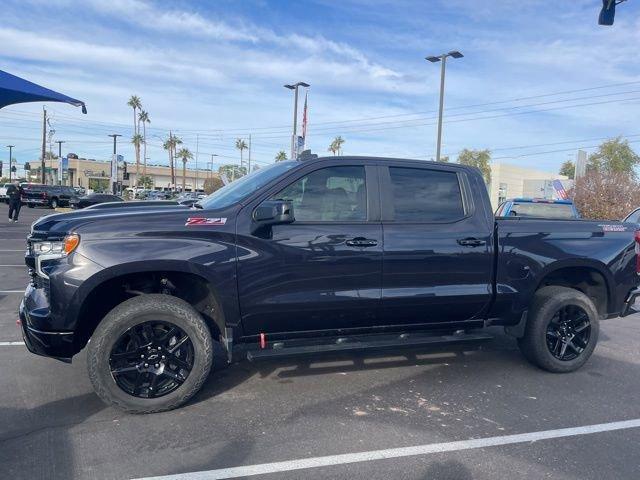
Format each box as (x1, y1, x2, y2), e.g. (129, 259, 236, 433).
(185, 217, 227, 226)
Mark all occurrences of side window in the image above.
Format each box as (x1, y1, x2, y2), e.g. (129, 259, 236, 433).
(388, 167, 465, 222)
(273, 166, 367, 222)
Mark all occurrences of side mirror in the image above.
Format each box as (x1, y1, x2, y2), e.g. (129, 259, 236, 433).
(253, 199, 295, 227)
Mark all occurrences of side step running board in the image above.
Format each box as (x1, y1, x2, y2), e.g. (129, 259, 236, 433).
(246, 331, 492, 361)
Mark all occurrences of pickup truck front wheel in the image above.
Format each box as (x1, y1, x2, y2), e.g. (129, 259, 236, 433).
(87, 294, 213, 413)
(518, 286, 599, 373)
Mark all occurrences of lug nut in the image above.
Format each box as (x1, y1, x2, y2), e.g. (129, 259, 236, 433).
(144, 363, 149, 367)
(161, 355, 165, 359)
(155, 363, 159, 368)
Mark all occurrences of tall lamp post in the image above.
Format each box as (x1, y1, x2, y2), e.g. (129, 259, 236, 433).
(284, 82, 310, 160)
(55, 140, 65, 185)
(108, 134, 122, 194)
(6, 145, 14, 182)
(426, 50, 463, 162)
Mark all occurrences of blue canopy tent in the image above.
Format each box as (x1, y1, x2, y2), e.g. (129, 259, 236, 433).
(0, 69, 86, 113)
(0, 69, 86, 183)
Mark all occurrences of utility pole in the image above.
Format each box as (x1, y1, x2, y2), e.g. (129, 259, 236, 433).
(195, 134, 199, 193)
(6, 145, 14, 182)
(284, 82, 309, 160)
(41, 107, 47, 184)
(108, 134, 122, 194)
(248, 134, 252, 173)
(56, 140, 65, 185)
(426, 51, 463, 162)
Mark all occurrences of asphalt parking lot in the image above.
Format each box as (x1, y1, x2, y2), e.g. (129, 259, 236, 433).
(1, 207, 640, 480)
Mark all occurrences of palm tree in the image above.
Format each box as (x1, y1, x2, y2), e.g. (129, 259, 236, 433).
(275, 150, 287, 162)
(163, 132, 182, 191)
(131, 134, 143, 186)
(328, 136, 345, 156)
(176, 147, 193, 191)
(127, 95, 142, 182)
(235, 138, 248, 180)
(138, 110, 150, 176)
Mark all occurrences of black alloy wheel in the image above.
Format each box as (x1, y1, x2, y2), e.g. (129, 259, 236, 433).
(545, 304, 591, 361)
(109, 321, 194, 398)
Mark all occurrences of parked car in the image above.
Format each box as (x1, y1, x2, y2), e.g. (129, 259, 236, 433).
(495, 198, 579, 219)
(21, 184, 77, 208)
(20, 157, 640, 413)
(84, 200, 183, 210)
(70, 193, 123, 209)
(623, 208, 640, 224)
(0, 183, 11, 203)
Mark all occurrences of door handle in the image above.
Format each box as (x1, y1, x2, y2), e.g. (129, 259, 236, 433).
(457, 237, 486, 247)
(346, 237, 378, 247)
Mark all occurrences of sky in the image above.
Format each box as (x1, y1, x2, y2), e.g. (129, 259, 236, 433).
(1, 0, 639, 175)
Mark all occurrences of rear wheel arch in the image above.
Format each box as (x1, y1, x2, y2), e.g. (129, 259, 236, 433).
(534, 263, 612, 317)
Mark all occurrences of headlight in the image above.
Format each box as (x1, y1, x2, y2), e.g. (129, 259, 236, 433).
(32, 234, 80, 257)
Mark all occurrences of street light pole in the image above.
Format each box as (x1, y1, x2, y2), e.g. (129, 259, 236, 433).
(108, 134, 122, 194)
(55, 140, 65, 185)
(284, 82, 310, 160)
(426, 51, 463, 162)
(6, 145, 14, 182)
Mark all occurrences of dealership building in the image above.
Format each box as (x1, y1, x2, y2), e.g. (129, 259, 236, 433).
(488, 162, 570, 210)
(27, 156, 218, 192)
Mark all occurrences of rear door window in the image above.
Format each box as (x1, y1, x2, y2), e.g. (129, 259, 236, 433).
(388, 167, 465, 222)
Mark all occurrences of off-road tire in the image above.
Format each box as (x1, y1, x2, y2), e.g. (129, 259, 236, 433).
(87, 294, 213, 413)
(518, 286, 599, 373)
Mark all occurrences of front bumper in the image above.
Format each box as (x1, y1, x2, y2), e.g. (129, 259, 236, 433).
(620, 287, 640, 317)
(19, 286, 74, 361)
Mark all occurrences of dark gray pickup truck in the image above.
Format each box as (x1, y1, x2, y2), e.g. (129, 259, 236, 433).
(20, 156, 640, 412)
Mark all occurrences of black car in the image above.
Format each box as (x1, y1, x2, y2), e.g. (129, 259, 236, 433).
(22, 184, 77, 208)
(71, 193, 123, 209)
(19, 156, 640, 413)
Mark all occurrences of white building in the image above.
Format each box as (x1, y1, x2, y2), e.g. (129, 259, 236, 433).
(488, 162, 569, 210)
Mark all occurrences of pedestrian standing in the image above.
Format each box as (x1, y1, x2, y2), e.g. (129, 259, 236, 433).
(7, 181, 23, 223)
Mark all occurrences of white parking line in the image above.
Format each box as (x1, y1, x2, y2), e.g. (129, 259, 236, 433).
(0, 265, 24, 267)
(0, 249, 25, 252)
(135, 418, 640, 480)
(0, 341, 24, 346)
(0, 291, 24, 294)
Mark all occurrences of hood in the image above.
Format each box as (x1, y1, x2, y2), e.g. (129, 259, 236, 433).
(31, 205, 192, 238)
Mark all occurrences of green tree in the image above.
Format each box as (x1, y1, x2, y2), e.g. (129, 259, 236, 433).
(218, 164, 247, 182)
(131, 134, 144, 186)
(328, 136, 345, 155)
(235, 139, 248, 174)
(559, 160, 575, 179)
(203, 175, 224, 194)
(457, 148, 491, 185)
(275, 150, 288, 162)
(176, 147, 193, 191)
(138, 110, 150, 176)
(127, 95, 142, 183)
(588, 137, 640, 177)
(138, 175, 153, 189)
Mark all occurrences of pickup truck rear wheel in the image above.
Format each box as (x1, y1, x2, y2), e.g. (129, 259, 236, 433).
(87, 294, 213, 413)
(518, 286, 599, 373)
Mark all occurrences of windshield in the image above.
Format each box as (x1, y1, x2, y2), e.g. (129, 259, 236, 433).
(509, 202, 576, 219)
(198, 161, 298, 210)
